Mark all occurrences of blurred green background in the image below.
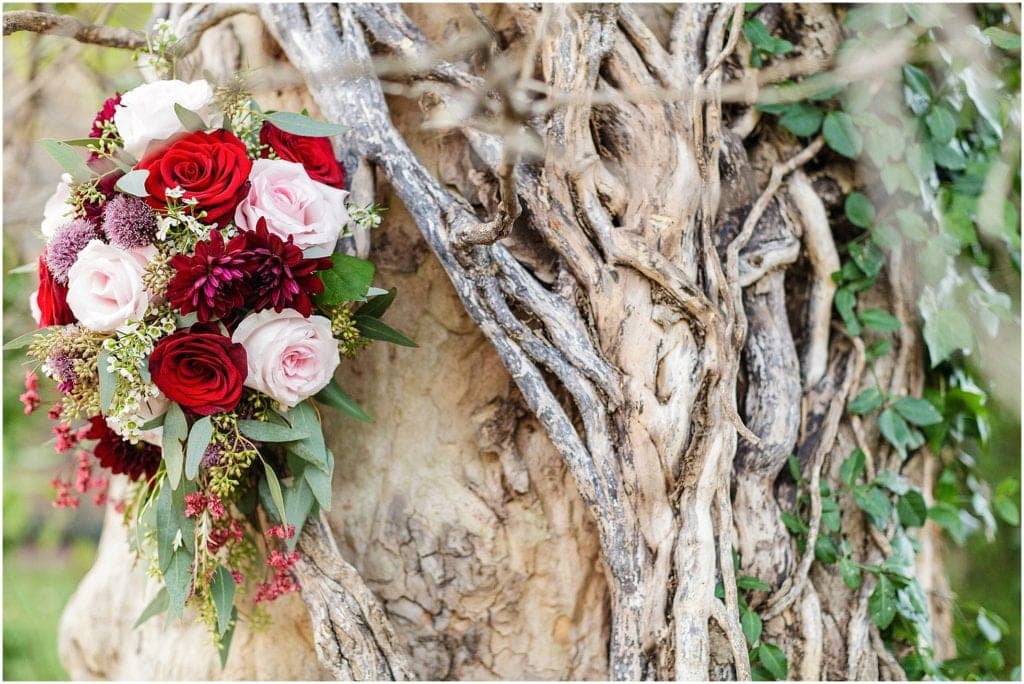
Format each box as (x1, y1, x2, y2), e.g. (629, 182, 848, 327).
(1, 2, 1020, 680)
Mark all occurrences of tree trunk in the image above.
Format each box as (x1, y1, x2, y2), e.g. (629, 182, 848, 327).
(58, 4, 952, 680)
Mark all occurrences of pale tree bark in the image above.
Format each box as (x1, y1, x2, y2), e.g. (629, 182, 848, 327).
(54, 3, 953, 680)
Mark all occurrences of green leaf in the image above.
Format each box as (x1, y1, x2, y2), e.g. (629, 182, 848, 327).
(897, 491, 927, 528)
(283, 477, 315, 552)
(303, 449, 334, 511)
(114, 169, 150, 197)
(264, 111, 348, 137)
(879, 408, 912, 456)
(983, 26, 1021, 50)
(741, 608, 763, 646)
(815, 535, 840, 564)
(315, 379, 372, 422)
(261, 459, 288, 526)
(869, 574, 897, 628)
(218, 606, 237, 667)
(849, 241, 884, 279)
(925, 106, 957, 144)
(874, 470, 909, 495)
(743, 18, 774, 49)
(854, 485, 893, 529)
(315, 254, 375, 306)
(155, 480, 175, 571)
(238, 419, 310, 443)
(737, 575, 772, 592)
(841, 449, 867, 486)
(823, 111, 863, 158)
(778, 103, 823, 137)
(892, 397, 943, 426)
(184, 416, 214, 480)
(859, 308, 901, 333)
(902, 65, 933, 114)
(758, 642, 788, 680)
(39, 138, 92, 182)
(866, 339, 892, 362)
(97, 350, 115, 412)
(355, 315, 416, 347)
(163, 548, 192, 619)
(840, 557, 862, 590)
(2, 328, 49, 350)
(174, 103, 208, 132)
(210, 565, 236, 635)
(162, 403, 188, 490)
(923, 307, 973, 367)
(356, 287, 397, 318)
(928, 502, 966, 543)
(994, 496, 1019, 526)
(133, 587, 170, 628)
(834, 288, 861, 336)
(844, 192, 875, 228)
(848, 387, 884, 415)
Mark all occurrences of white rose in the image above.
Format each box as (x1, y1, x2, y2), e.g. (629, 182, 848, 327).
(65, 241, 153, 332)
(113, 79, 219, 159)
(231, 309, 341, 408)
(41, 173, 75, 240)
(234, 159, 349, 253)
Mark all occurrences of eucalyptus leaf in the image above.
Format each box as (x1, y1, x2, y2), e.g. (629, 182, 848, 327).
(185, 416, 214, 480)
(133, 587, 170, 628)
(238, 419, 309, 443)
(218, 606, 237, 667)
(163, 549, 193, 619)
(355, 315, 416, 347)
(162, 403, 188, 490)
(174, 103, 208, 132)
(114, 169, 150, 197)
(264, 111, 348, 137)
(304, 449, 334, 511)
(40, 138, 92, 182)
(210, 565, 236, 635)
(97, 350, 115, 412)
(3, 328, 50, 351)
(315, 380, 372, 422)
(261, 459, 288, 526)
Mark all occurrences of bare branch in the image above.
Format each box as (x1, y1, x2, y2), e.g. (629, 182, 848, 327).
(3, 9, 147, 50)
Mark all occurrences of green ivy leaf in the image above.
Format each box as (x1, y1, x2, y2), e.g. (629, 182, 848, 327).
(854, 485, 893, 529)
(892, 397, 943, 426)
(923, 307, 973, 367)
(925, 105, 957, 144)
(841, 449, 867, 486)
(879, 407, 912, 456)
(210, 565, 236, 635)
(779, 102, 823, 137)
(844, 192, 875, 228)
(983, 26, 1021, 51)
(839, 557, 862, 590)
(316, 254, 375, 306)
(823, 111, 863, 158)
(869, 574, 897, 628)
(874, 470, 910, 495)
(834, 288, 861, 336)
(902, 65, 933, 115)
(897, 491, 928, 528)
(263, 110, 348, 137)
(737, 575, 772, 592)
(928, 502, 967, 544)
(849, 387, 884, 415)
(866, 339, 893, 362)
(758, 642, 788, 680)
(815, 535, 840, 564)
(184, 416, 214, 481)
(859, 308, 902, 332)
(741, 608, 763, 646)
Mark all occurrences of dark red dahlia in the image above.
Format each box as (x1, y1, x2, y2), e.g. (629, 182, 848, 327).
(238, 218, 332, 317)
(167, 230, 253, 322)
(90, 93, 121, 139)
(85, 417, 161, 483)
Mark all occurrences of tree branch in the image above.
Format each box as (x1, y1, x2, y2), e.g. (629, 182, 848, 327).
(3, 10, 147, 50)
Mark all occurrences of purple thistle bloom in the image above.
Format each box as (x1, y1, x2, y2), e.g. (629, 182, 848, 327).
(46, 219, 102, 284)
(102, 195, 157, 249)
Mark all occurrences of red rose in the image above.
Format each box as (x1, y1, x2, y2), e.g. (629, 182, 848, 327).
(36, 253, 75, 327)
(149, 325, 248, 415)
(137, 129, 252, 227)
(259, 122, 345, 189)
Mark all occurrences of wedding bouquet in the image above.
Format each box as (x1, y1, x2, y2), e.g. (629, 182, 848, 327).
(11, 78, 411, 660)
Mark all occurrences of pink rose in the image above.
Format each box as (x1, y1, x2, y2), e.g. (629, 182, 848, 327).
(231, 309, 340, 408)
(234, 159, 349, 254)
(65, 240, 153, 331)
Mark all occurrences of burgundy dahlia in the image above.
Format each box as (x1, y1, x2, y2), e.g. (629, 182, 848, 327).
(90, 93, 121, 139)
(85, 417, 161, 483)
(238, 218, 332, 317)
(102, 195, 156, 248)
(46, 218, 102, 284)
(167, 230, 253, 322)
